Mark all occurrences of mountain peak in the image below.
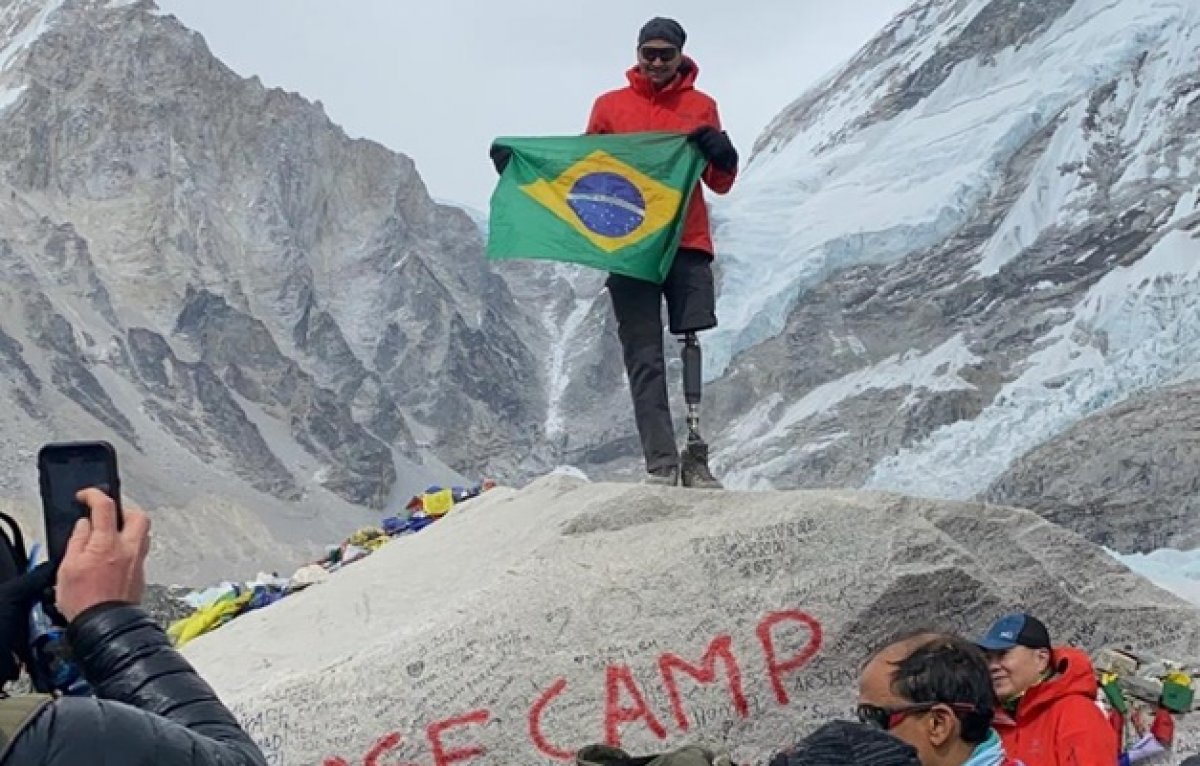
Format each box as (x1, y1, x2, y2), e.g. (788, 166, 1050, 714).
(0, 0, 545, 582)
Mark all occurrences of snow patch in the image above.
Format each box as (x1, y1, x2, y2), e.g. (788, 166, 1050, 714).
(548, 465, 590, 481)
(0, 84, 23, 113)
(726, 333, 980, 456)
(544, 284, 595, 441)
(0, 0, 66, 72)
(973, 101, 1092, 277)
(1113, 548, 1200, 608)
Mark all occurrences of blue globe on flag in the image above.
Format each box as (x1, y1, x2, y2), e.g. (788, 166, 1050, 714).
(566, 172, 646, 238)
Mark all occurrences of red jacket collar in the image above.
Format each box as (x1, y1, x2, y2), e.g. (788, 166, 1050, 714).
(996, 646, 1100, 724)
(625, 56, 699, 99)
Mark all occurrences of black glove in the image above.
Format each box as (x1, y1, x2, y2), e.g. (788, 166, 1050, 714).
(489, 144, 512, 175)
(0, 562, 55, 685)
(688, 125, 738, 173)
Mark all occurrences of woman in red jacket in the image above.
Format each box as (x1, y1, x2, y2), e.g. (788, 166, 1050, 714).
(586, 17, 738, 488)
(977, 613, 1118, 766)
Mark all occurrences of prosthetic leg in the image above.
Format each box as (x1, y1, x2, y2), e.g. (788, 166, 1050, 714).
(678, 332, 723, 489)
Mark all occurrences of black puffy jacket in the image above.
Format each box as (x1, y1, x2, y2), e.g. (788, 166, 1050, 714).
(2, 602, 266, 766)
(768, 721, 921, 766)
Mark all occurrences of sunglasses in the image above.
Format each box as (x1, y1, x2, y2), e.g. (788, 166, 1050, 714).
(639, 46, 679, 63)
(856, 702, 979, 731)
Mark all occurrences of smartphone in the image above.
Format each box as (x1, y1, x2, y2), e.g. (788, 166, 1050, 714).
(37, 441, 123, 566)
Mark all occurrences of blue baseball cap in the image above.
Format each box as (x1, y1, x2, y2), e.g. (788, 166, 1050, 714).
(976, 613, 1051, 651)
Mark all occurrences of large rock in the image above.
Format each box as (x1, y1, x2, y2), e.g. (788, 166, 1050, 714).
(184, 477, 1200, 765)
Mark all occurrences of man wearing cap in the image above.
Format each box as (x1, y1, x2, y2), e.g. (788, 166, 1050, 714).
(586, 17, 738, 489)
(976, 613, 1117, 766)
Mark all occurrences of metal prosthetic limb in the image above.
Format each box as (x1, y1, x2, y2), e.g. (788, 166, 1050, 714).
(678, 332, 721, 487)
(680, 332, 706, 449)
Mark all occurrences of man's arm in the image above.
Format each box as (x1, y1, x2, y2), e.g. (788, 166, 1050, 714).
(1057, 697, 1119, 766)
(696, 99, 737, 194)
(7, 603, 267, 766)
(6, 490, 266, 765)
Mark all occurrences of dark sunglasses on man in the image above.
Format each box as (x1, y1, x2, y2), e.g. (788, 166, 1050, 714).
(639, 45, 679, 63)
(856, 702, 980, 731)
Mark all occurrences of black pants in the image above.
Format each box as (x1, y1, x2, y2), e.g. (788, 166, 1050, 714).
(606, 248, 717, 473)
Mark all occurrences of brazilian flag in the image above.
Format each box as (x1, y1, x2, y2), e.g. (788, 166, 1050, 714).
(486, 132, 706, 283)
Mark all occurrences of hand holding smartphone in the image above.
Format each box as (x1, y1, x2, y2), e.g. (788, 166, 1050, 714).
(37, 441, 123, 567)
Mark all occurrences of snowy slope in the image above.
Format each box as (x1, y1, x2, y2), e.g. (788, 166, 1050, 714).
(868, 224, 1200, 497)
(713, 0, 1191, 374)
(705, 0, 1200, 502)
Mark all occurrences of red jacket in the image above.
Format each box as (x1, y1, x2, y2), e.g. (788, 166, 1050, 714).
(586, 57, 736, 257)
(994, 647, 1119, 766)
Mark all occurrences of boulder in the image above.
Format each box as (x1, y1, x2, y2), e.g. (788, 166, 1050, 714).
(184, 476, 1200, 765)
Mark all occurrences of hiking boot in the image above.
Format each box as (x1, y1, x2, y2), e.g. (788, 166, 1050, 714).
(680, 442, 723, 489)
(642, 466, 678, 486)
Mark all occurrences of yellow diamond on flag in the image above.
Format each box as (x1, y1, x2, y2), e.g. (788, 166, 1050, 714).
(520, 150, 685, 253)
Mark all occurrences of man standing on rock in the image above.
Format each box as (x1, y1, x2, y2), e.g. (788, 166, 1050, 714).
(586, 17, 738, 488)
(976, 613, 1117, 766)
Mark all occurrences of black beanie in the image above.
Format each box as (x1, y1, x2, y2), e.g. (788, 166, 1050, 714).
(638, 17, 686, 49)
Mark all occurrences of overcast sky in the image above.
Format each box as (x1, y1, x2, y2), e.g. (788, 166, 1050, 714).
(156, 1, 909, 210)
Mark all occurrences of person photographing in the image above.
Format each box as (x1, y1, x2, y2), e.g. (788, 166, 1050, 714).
(0, 489, 266, 765)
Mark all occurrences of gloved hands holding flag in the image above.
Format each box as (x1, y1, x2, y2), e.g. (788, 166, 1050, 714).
(489, 144, 512, 175)
(688, 126, 738, 173)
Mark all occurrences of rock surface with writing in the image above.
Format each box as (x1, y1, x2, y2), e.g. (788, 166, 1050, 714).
(183, 476, 1200, 766)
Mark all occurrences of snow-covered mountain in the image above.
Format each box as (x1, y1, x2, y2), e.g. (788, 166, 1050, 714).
(5, 0, 1199, 582)
(695, 0, 1200, 516)
(0, 0, 550, 581)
